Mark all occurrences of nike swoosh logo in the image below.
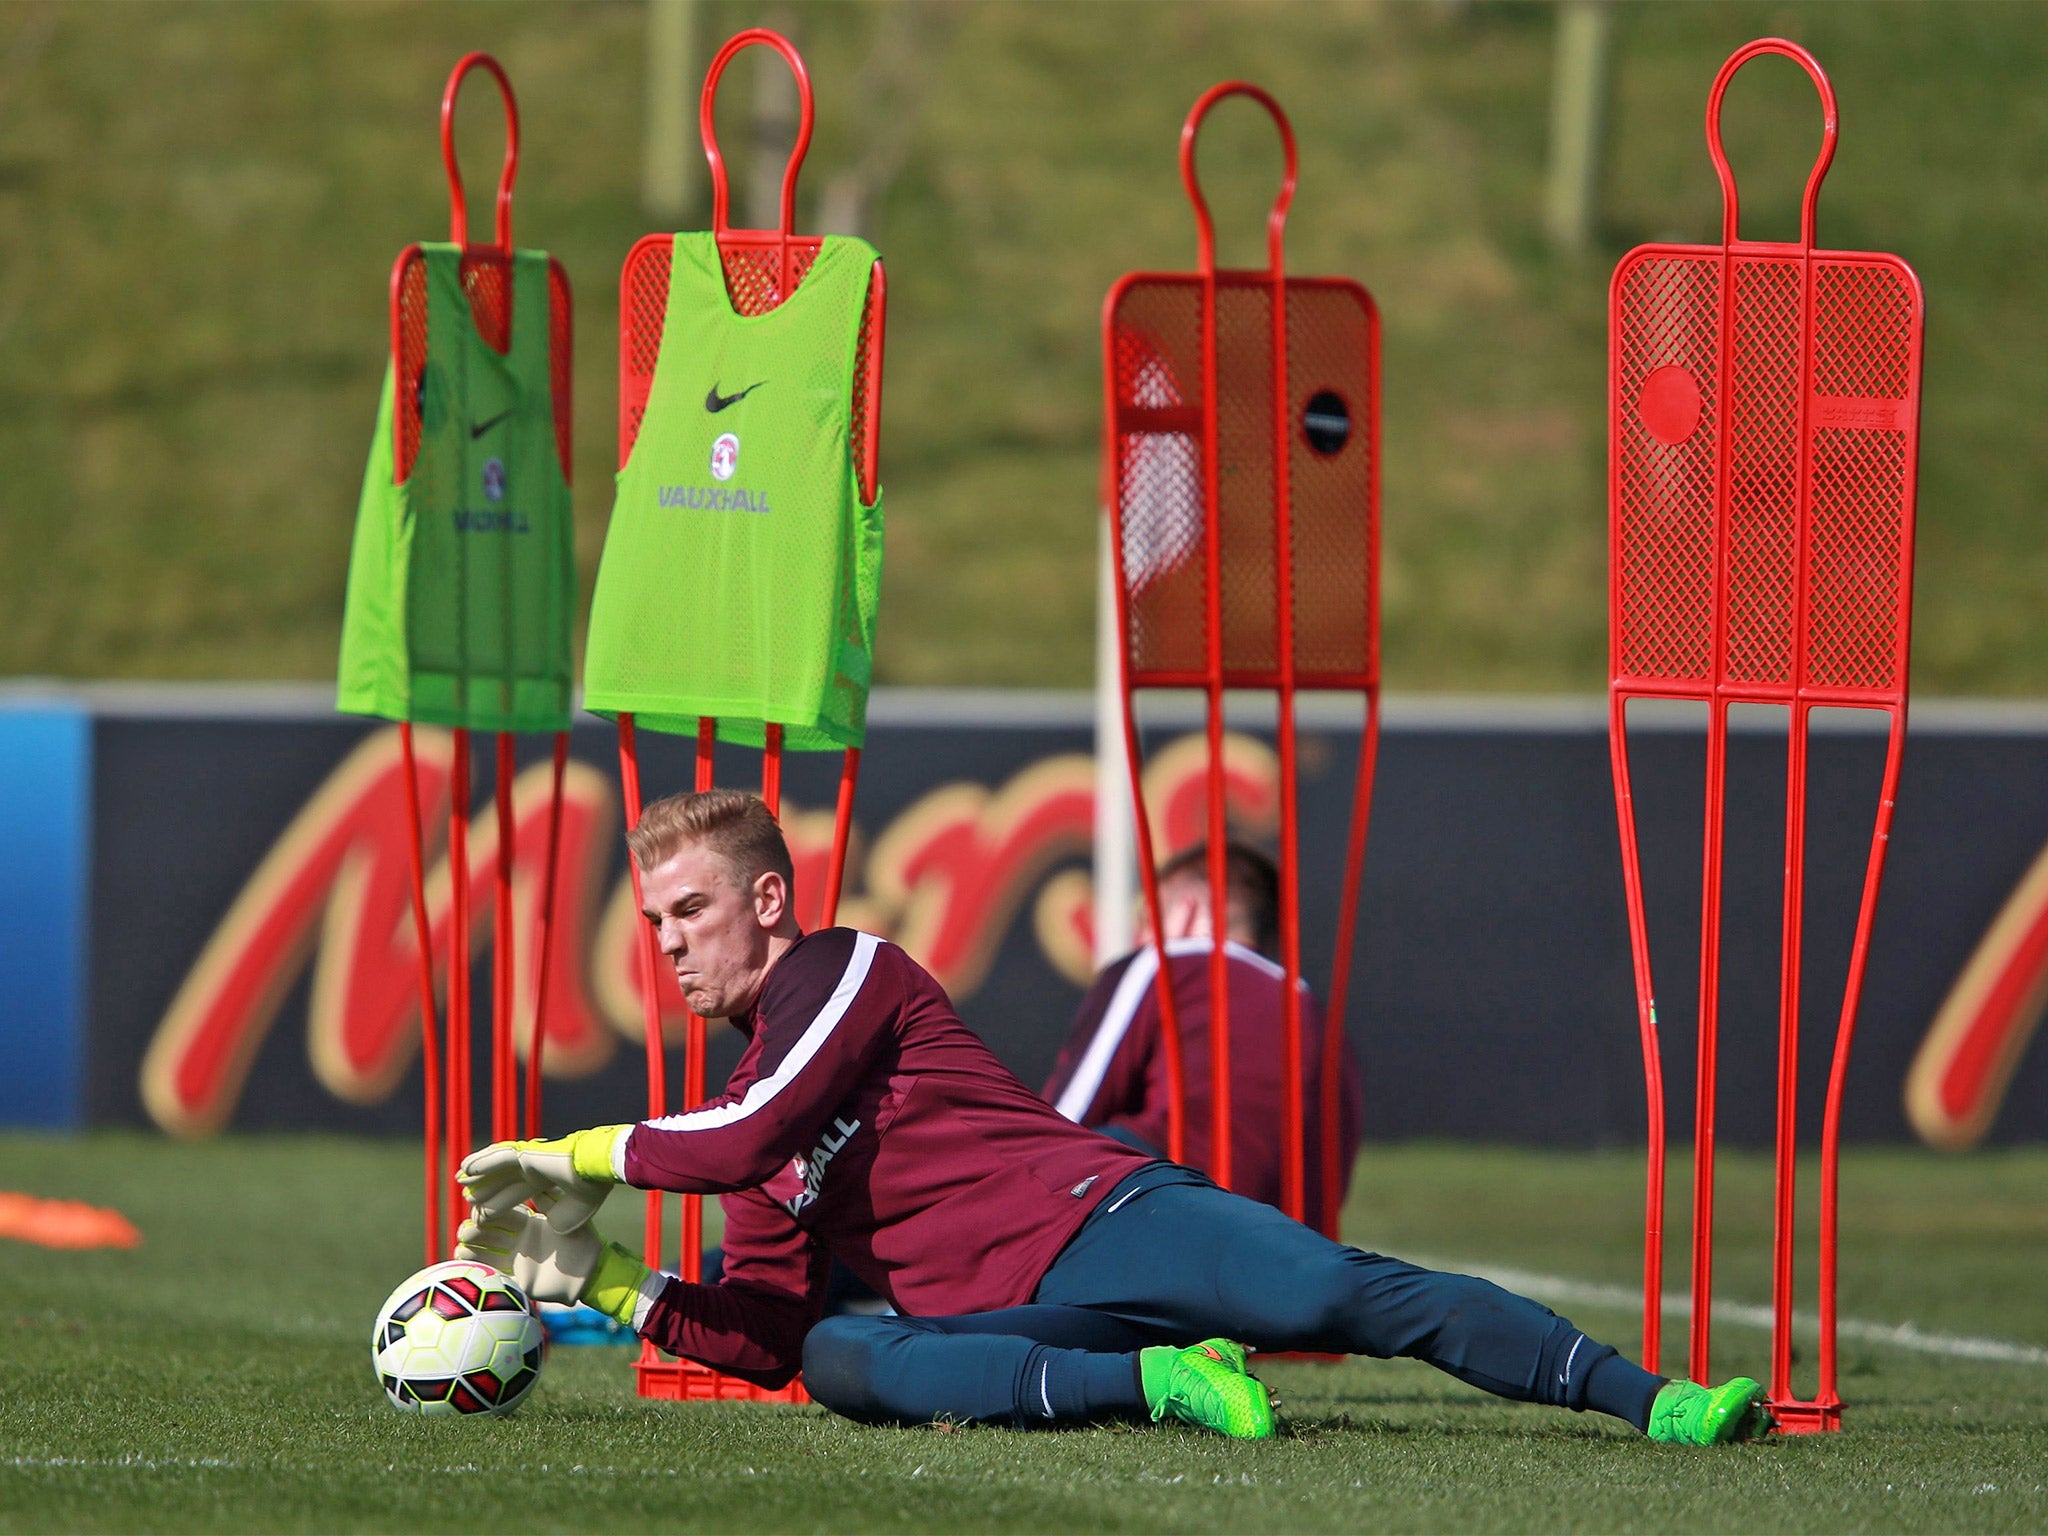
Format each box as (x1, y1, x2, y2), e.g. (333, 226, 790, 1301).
(469, 409, 513, 439)
(705, 381, 765, 413)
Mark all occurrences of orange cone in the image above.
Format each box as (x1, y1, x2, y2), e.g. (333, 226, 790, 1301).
(0, 1192, 143, 1250)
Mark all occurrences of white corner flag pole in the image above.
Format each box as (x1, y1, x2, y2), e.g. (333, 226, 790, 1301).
(1094, 513, 1137, 966)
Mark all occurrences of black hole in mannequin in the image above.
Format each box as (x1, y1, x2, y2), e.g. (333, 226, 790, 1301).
(1303, 390, 1350, 455)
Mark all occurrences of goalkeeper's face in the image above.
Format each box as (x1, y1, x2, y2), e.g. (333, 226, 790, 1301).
(638, 837, 791, 1020)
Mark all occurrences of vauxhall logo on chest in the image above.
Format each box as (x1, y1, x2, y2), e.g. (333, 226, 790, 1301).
(449, 400, 531, 532)
(655, 380, 774, 513)
(782, 1116, 862, 1216)
(454, 458, 531, 533)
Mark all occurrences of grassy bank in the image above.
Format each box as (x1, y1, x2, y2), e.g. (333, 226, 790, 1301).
(0, 2, 2041, 691)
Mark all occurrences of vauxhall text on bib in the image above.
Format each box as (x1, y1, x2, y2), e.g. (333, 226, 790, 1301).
(337, 246, 575, 733)
(582, 231, 884, 751)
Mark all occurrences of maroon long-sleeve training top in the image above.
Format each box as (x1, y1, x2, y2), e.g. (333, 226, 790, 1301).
(616, 928, 1153, 1387)
(1041, 938, 1364, 1230)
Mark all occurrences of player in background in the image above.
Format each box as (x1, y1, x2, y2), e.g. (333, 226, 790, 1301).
(1043, 842, 1362, 1227)
(455, 789, 1771, 1445)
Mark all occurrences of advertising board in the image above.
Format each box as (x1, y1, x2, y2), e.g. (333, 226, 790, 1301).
(4, 689, 2042, 1147)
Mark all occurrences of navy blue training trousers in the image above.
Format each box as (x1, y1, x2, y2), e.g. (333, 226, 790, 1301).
(801, 1163, 1645, 1428)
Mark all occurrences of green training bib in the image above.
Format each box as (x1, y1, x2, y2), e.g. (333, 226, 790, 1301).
(337, 247, 574, 733)
(581, 232, 883, 750)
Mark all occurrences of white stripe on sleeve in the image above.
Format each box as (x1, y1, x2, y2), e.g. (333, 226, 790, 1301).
(1053, 947, 1161, 1121)
(1051, 937, 1308, 1124)
(637, 930, 882, 1138)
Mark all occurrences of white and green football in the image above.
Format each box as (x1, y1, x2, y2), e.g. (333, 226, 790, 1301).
(372, 1259, 544, 1416)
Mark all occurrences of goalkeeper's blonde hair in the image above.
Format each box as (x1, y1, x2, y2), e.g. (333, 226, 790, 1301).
(626, 787, 795, 891)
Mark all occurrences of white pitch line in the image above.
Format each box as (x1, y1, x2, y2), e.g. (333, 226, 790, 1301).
(4, 1456, 245, 1471)
(1415, 1256, 2048, 1368)
(2, 1455, 735, 1479)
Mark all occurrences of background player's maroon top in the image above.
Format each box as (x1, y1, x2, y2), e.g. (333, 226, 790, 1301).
(616, 928, 1152, 1387)
(1042, 939, 1363, 1227)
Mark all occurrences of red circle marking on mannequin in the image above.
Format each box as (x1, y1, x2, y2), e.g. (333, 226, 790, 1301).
(1638, 365, 1703, 447)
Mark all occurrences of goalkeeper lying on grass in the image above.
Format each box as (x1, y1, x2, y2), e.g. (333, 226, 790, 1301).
(457, 787, 1770, 1444)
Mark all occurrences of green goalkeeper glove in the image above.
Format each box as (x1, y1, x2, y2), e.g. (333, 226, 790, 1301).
(454, 1199, 658, 1327)
(457, 1124, 631, 1230)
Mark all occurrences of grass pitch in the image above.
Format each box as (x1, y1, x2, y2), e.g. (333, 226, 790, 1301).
(2, 1136, 2045, 1534)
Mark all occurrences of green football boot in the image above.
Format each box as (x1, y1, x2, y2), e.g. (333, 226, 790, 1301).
(1139, 1338, 1276, 1440)
(1647, 1376, 1776, 1445)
